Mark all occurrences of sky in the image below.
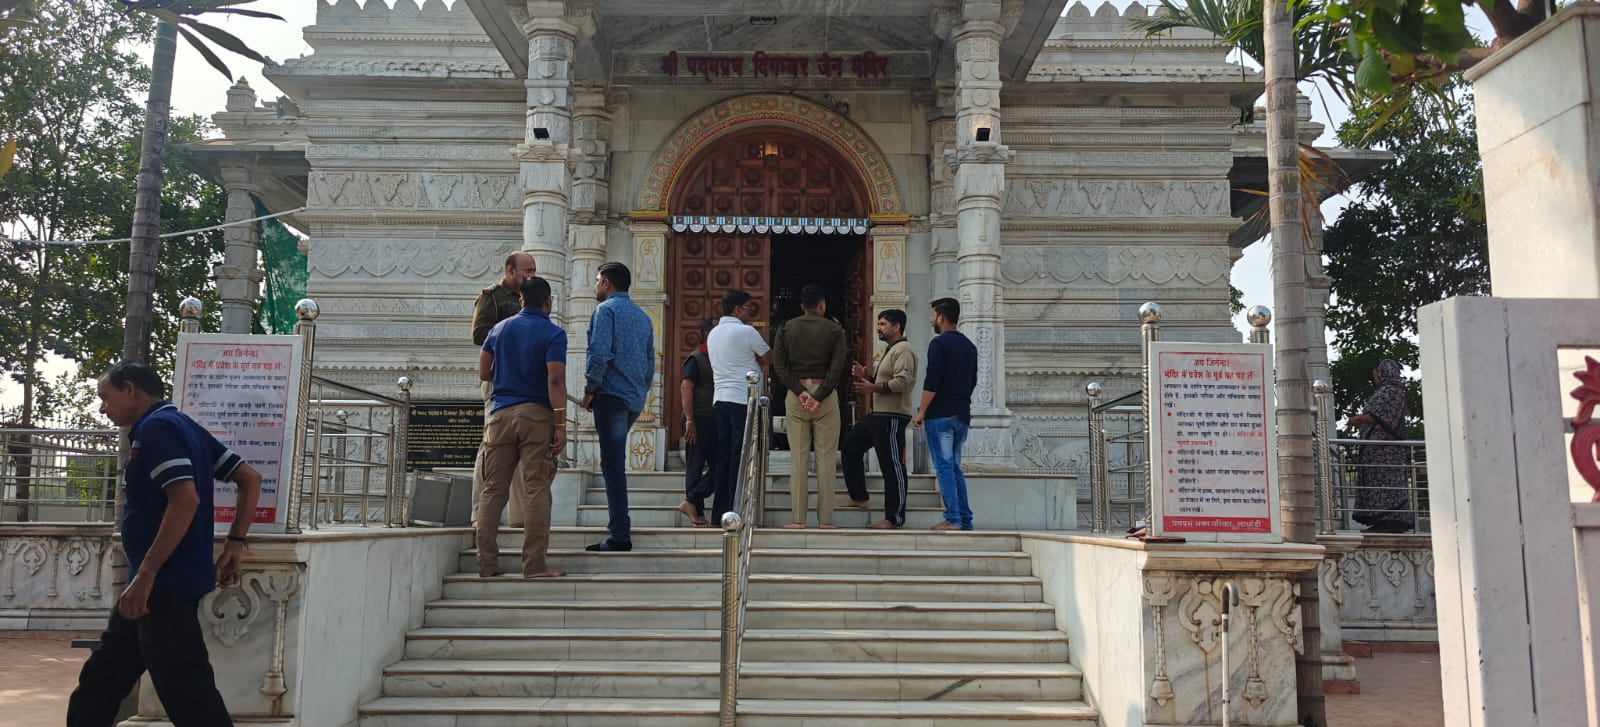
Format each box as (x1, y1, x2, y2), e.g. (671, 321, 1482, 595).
(1, 0, 1493, 411)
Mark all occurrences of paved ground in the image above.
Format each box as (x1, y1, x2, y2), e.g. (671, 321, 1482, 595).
(2, 631, 1445, 726)
(0, 631, 90, 727)
(1327, 651, 1446, 727)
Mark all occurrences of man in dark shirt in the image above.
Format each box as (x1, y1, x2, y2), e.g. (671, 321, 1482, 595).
(773, 284, 848, 528)
(677, 318, 717, 528)
(470, 250, 537, 528)
(68, 363, 263, 726)
(912, 297, 979, 531)
(479, 276, 569, 578)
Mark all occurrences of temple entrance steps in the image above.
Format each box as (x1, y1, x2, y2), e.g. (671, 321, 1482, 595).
(357, 527, 1100, 726)
(577, 472, 955, 529)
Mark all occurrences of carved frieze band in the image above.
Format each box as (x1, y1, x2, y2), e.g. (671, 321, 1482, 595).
(308, 171, 519, 211)
(999, 245, 1232, 287)
(0, 535, 111, 608)
(1337, 546, 1436, 624)
(309, 239, 517, 279)
(1002, 179, 1229, 218)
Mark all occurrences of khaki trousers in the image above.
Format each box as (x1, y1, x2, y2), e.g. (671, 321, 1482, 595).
(475, 402, 557, 576)
(472, 380, 525, 526)
(786, 387, 840, 526)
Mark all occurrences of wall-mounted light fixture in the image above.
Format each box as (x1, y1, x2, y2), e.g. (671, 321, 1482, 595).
(533, 127, 550, 140)
(761, 141, 780, 158)
(975, 126, 992, 142)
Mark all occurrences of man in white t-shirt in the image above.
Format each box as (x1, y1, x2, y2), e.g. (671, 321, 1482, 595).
(705, 289, 771, 523)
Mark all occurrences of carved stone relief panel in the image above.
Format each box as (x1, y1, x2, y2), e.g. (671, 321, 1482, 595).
(309, 239, 516, 280)
(1337, 541, 1437, 641)
(999, 245, 1232, 287)
(308, 172, 519, 210)
(1001, 179, 1230, 218)
(0, 533, 114, 621)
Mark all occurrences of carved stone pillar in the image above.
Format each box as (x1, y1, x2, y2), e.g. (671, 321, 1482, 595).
(216, 162, 266, 334)
(869, 221, 911, 358)
(1307, 225, 1334, 407)
(563, 83, 614, 470)
(927, 100, 959, 298)
(1318, 533, 1363, 686)
(945, 4, 1016, 470)
(628, 219, 669, 471)
(517, 15, 578, 314)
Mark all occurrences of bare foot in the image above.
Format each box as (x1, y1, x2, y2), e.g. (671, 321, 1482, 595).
(477, 569, 504, 578)
(676, 500, 710, 527)
(838, 499, 870, 509)
(525, 567, 566, 578)
(816, 523, 839, 529)
(931, 522, 962, 532)
(782, 522, 808, 529)
(867, 519, 901, 529)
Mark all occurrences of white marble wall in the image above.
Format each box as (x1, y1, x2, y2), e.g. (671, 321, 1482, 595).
(125, 529, 468, 726)
(1336, 534, 1437, 643)
(1023, 535, 1320, 727)
(0, 525, 117, 631)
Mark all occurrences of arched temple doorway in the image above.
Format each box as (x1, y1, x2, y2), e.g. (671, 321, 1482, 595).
(664, 128, 874, 450)
(629, 94, 908, 460)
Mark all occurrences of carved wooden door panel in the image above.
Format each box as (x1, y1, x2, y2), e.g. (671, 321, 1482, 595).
(666, 233, 769, 444)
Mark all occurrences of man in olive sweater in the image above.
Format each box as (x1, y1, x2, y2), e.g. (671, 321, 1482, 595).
(773, 284, 849, 528)
(843, 309, 919, 528)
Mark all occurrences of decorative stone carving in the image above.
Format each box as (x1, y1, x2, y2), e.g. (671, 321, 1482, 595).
(308, 172, 518, 210)
(309, 239, 515, 279)
(0, 530, 117, 626)
(999, 245, 1232, 287)
(1002, 179, 1230, 217)
(1338, 539, 1437, 642)
(1144, 572, 1178, 706)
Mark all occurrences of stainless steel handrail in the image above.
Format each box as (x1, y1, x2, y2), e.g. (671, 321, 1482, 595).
(1086, 389, 1148, 534)
(719, 372, 770, 727)
(1, 427, 120, 523)
(1324, 436, 1429, 532)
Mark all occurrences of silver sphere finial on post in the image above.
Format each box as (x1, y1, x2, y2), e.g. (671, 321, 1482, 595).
(1313, 379, 1330, 394)
(397, 376, 413, 393)
(294, 298, 320, 321)
(1086, 382, 1103, 398)
(1246, 305, 1272, 328)
(178, 296, 203, 320)
(1138, 301, 1163, 324)
(745, 370, 761, 384)
(721, 511, 743, 531)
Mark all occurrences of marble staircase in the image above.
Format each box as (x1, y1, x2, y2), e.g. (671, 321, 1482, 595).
(357, 526, 1099, 726)
(576, 471, 955, 529)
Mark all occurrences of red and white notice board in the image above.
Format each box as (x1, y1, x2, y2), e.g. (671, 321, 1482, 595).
(1147, 342, 1282, 543)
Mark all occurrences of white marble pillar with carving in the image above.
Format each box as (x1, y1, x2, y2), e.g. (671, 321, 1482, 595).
(216, 162, 266, 334)
(944, 3, 1017, 470)
(517, 14, 578, 313)
(628, 219, 669, 471)
(563, 83, 614, 469)
(927, 99, 959, 298)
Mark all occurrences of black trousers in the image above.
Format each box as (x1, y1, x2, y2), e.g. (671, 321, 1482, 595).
(68, 591, 233, 727)
(712, 401, 749, 522)
(683, 415, 718, 515)
(841, 414, 911, 526)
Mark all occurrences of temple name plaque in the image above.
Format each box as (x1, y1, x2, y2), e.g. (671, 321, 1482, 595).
(1147, 342, 1282, 543)
(406, 402, 484, 470)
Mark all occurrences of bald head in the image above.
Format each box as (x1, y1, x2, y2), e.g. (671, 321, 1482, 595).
(502, 251, 536, 288)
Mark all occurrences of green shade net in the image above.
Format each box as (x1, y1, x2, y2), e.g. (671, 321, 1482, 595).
(255, 196, 307, 335)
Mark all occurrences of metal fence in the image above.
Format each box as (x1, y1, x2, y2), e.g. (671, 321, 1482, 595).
(719, 372, 771, 727)
(296, 376, 411, 529)
(1324, 437, 1429, 533)
(1086, 389, 1148, 533)
(0, 427, 119, 523)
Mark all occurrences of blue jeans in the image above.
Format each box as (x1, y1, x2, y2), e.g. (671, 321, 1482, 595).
(591, 394, 639, 544)
(925, 416, 972, 529)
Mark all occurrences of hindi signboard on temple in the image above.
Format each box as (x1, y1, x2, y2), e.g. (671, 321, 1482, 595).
(405, 402, 484, 470)
(172, 333, 303, 535)
(1147, 342, 1281, 542)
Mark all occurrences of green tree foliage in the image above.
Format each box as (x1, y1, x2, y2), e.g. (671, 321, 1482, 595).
(1324, 88, 1488, 430)
(0, 0, 224, 422)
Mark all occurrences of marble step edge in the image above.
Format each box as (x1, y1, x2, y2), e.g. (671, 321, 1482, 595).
(581, 486, 944, 495)
(424, 599, 1053, 613)
(403, 627, 1069, 643)
(383, 659, 1082, 679)
(359, 697, 1098, 719)
(440, 572, 1042, 585)
(459, 547, 1028, 560)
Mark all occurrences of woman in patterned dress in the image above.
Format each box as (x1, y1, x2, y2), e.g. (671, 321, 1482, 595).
(1347, 359, 1413, 533)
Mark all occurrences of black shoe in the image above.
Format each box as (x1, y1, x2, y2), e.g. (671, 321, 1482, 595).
(585, 540, 632, 552)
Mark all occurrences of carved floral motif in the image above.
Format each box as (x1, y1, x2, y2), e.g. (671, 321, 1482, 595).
(1568, 355, 1600, 501)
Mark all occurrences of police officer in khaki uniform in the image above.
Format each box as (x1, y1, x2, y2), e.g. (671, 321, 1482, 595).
(471, 250, 537, 527)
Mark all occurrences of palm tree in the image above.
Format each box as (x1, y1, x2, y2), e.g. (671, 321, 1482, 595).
(1262, 0, 1325, 722)
(116, 1, 281, 364)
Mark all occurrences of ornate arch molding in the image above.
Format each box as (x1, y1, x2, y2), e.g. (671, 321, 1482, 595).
(634, 94, 905, 217)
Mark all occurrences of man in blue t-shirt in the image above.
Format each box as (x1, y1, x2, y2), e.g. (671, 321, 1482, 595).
(912, 297, 979, 531)
(68, 362, 263, 726)
(479, 275, 570, 578)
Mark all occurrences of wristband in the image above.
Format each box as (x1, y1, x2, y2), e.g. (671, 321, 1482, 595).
(226, 535, 248, 544)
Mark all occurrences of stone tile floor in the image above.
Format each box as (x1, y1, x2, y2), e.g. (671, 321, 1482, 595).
(1, 630, 1446, 727)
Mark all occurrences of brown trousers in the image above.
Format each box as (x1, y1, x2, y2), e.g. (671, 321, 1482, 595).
(786, 387, 840, 525)
(473, 380, 526, 525)
(476, 402, 557, 576)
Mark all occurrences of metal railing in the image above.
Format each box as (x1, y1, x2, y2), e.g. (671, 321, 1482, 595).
(1, 427, 119, 523)
(719, 371, 771, 727)
(1324, 437, 1429, 532)
(298, 376, 412, 529)
(1086, 389, 1148, 533)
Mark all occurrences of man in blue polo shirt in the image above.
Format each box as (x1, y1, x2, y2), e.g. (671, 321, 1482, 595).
(68, 362, 263, 726)
(479, 275, 569, 578)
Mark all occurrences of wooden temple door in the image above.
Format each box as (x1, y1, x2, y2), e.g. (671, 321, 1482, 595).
(665, 127, 870, 450)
